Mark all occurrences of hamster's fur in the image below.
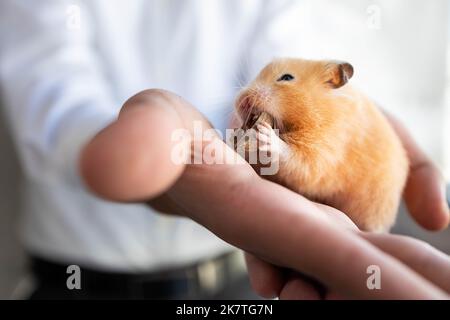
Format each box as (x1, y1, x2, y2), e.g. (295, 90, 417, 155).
(235, 58, 408, 232)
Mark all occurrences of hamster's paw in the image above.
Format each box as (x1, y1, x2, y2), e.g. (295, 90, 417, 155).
(256, 122, 289, 162)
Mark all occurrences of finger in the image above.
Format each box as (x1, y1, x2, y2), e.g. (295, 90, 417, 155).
(258, 145, 274, 153)
(256, 121, 272, 130)
(362, 232, 450, 293)
(256, 124, 272, 135)
(384, 112, 449, 230)
(314, 203, 359, 230)
(257, 132, 271, 143)
(279, 276, 322, 300)
(279, 272, 347, 300)
(246, 253, 325, 300)
(404, 160, 449, 230)
(245, 253, 285, 299)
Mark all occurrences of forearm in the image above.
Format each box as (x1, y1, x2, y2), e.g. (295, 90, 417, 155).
(171, 170, 447, 299)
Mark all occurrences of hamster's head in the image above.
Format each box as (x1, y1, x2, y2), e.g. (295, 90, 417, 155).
(235, 58, 354, 139)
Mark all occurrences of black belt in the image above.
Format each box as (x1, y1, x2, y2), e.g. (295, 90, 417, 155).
(29, 251, 246, 299)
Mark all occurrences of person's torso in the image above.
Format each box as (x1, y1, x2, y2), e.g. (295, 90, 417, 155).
(23, 0, 267, 272)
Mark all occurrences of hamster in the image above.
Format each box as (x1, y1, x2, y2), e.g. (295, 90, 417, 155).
(234, 58, 409, 232)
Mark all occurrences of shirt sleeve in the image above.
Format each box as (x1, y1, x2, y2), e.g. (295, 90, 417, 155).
(0, 0, 118, 188)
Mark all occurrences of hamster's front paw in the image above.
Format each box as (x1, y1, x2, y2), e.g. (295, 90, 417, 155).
(256, 121, 289, 162)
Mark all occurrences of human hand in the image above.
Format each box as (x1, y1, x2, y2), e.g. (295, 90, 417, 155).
(246, 231, 450, 300)
(246, 111, 450, 299)
(383, 111, 449, 230)
(80, 90, 449, 299)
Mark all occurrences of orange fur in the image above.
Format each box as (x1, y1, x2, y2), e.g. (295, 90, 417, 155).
(235, 58, 409, 232)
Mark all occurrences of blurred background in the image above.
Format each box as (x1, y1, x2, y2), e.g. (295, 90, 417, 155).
(1, 0, 450, 298)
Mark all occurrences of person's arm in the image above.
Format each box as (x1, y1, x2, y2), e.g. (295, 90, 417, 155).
(80, 89, 449, 299)
(0, 0, 117, 186)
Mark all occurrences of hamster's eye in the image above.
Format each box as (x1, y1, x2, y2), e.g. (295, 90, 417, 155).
(277, 74, 295, 82)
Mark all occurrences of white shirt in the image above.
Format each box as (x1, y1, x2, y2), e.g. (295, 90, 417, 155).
(0, 0, 303, 272)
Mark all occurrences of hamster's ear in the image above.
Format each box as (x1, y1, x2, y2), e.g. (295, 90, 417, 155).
(324, 61, 354, 89)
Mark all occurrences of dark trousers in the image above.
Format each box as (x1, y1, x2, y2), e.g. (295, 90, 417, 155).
(28, 255, 259, 300)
